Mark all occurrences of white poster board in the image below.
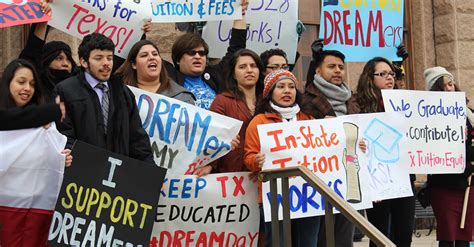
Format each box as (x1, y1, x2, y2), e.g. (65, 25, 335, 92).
(129, 86, 242, 177)
(151, 0, 242, 23)
(49, 0, 151, 58)
(150, 172, 259, 246)
(202, 0, 298, 63)
(382, 90, 466, 174)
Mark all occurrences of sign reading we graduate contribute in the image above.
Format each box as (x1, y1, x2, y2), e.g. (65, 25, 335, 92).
(383, 90, 467, 174)
(202, 0, 299, 63)
(150, 172, 259, 247)
(319, 0, 404, 61)
(129, 86, 243, 177)
(48, 0, 151, 58)
(48, 141, 167, 246)
(0, 0, 51, 28)
(151, 0, 242, 23)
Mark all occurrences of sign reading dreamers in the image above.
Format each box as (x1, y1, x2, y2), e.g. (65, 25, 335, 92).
(151, 0, 242, 23)
(48, 0, 151, 58)
(150, 172, 259, 247)
(202, 0, 299, 63)
(48, 141, 167, 246)
(383, 90, 466, 174)
(129, 86, 243, 177)
(0, 0, 51, 28)
(319, 0, 404, 61)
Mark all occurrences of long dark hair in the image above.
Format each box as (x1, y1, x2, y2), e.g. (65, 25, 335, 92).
(116, 40, 171, 92)
(356, 57, 394, 113)
(429, 76, 460, 92)
(0, 58, 44, 109)
(223, 49, 264, 100)
(40, 44, 77, 86)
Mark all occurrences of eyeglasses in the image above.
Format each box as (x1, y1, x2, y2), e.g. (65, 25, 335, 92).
(373, 71, 396, 78)
(266, 64, 290, 71)
(184, 50, 208, 57)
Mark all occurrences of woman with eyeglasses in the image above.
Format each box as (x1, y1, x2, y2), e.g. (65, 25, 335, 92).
(260, 48, 290, 76)
(424, 66, 474, 247)
(115, 40, 195, 104)
(356, 57, 416, 247)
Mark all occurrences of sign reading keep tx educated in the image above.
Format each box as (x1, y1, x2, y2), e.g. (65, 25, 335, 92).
(48, 141, 167, 246)
(319, 0, 404, 61)
(202, 0, 298, 63)
(382, 90, 467, 174)
(0, 0, 51, 28)
(48, 0, 151, 58)
(129, 86, 243, 177)
(258, 112, 414, 221)
(150, 172, 259, 247)
(151, 0, 242, 23)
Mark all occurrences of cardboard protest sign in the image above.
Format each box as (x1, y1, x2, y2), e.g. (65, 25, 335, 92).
(48, 0, 151, 58)
(0, 0, 51, 28)
(48, 141, 167, 246)
(258, 112, 414, 221)
(383, 90, 466, 174)
(150, 172, 259, 246)
(202, 0, 299, 63)
(129, 86, 243, 177)
(319, 0, 404, 61)
(151, 0, 242, 23)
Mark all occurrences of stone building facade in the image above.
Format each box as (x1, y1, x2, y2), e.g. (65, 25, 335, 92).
(1, 0, 473, 100)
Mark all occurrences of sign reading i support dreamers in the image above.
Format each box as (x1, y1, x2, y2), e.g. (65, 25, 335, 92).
(150, 172, 259, 247)
(48, 141, 167, 246)
(129, 86, 243, 177)
(202, 0, 299, 63)
(48, 0, 151, 58)
(151, 0, 242, 23)
(319, 0, 404, 61)
(382, 90, 466, 174)
(0, 0, 51, 28)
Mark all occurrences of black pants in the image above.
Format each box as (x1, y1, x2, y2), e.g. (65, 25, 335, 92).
(366, 195, 416, 247)
(317, 214, 355, 247)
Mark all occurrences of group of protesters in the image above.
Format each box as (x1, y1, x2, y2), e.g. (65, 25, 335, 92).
(0, 0, 473, 247)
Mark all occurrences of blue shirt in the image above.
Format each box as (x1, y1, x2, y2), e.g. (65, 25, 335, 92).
(183, 76, 216, 110)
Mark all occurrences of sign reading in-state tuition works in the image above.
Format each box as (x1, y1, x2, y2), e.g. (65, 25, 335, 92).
(129, 86, 243, 177)
(151, 0, 242, 23)
(48, 0, 151, 58)
(48, 141, 167, 246)
(383, 90, 466, 174)
(319, 0, 404, 61)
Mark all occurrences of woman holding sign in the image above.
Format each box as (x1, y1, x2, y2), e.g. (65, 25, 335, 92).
(116, 40, 195, 105)
(0, 58, 72, 247)
(425, 66, 474, 247)
(244, 70, 319, 247)
(356, 57, 416, 247)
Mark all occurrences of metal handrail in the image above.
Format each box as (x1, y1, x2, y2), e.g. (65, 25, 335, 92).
(259, 166, 395, 247)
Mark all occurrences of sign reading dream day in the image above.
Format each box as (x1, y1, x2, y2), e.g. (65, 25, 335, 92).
(383, 89, 467, 174)
(319, 0, 404, 61)
(150, 172, 259, 247)
(48, 141, 167, 246)
(129, 86, 242, 177)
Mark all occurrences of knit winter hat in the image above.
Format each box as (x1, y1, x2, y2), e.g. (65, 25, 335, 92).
(263, 69, 297, 98)
(424, 66, 454, 90)
(42, 41, 72, 59)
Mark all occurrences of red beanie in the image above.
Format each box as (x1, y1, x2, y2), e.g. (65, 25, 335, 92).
(263, 69, 297, 98)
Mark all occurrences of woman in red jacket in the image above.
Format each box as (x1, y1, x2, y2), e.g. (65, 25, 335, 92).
(244, 70, 318, 247)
